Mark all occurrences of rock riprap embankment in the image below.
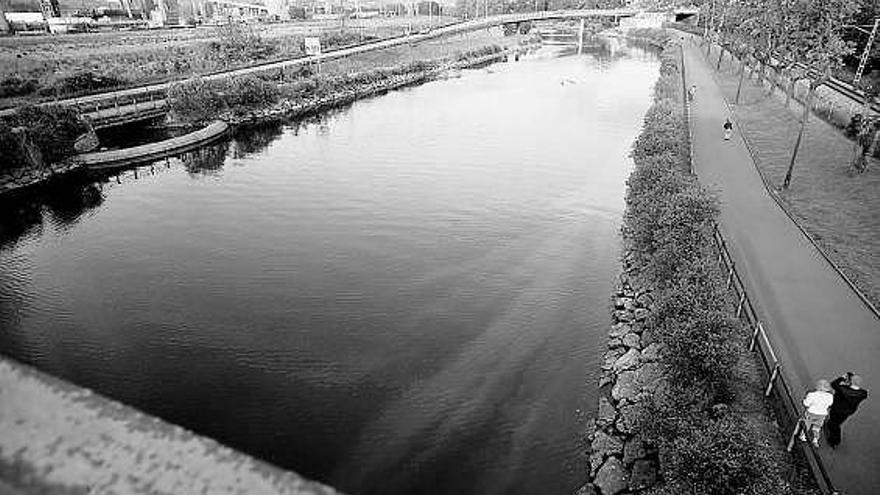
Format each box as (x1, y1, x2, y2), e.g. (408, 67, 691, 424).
(576, 256, 661, 495)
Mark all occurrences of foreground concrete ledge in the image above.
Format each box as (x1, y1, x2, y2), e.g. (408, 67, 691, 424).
(0, 358, 342, 495)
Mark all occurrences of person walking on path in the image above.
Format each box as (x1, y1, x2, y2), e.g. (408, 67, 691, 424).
(801, 379, 834, 447)
(825, 372, 869, 448)
(723, 118, 733, 141)
(688, 84, 696, 102)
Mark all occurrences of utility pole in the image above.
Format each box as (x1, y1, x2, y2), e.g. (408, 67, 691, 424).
(854, 19, 880, 86)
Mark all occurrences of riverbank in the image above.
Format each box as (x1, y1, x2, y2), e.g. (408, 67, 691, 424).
(0, 41, 529, 197)
(0, 16, 457, 109)
(213, 46, 520, 127)
(575, 31, 817, 495)
(0, 357, 343, 495)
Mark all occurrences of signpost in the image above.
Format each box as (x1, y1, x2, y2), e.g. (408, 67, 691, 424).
(304, 37, 322, 74)
(304, 37, 322, 56)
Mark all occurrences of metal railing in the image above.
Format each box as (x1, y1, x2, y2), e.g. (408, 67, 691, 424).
(711, 225, 839, 495)
(680, 43, 694, 173)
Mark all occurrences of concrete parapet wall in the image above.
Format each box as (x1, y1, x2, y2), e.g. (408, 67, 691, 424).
(0, 358, 342, 495)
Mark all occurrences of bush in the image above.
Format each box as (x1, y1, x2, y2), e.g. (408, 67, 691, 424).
(623, 34, 799, 494)
(661, 415, 794, 495)
(168, 77, 227, 124)
(657, 309, 742, 398)
(39, 71, 129, 98)
(207, 23, 276, 65)
(167, 74, 280, 124)
(224, 75, 280, 113)
(0, 105, 87, 172)
(0, 76, 39, 98)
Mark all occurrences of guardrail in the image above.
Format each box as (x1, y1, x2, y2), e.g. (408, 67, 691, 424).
(680, 44, 694, 174)
(711, 225, 839, 495)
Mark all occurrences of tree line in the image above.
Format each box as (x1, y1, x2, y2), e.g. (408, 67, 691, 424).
(700, 0, 878, 180)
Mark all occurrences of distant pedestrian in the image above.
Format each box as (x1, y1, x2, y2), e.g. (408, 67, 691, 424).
(825, 372, 868, 448)
(801, 379, 834, 447)
(688, 84, 696, 102)
(723, 118, 733, 141)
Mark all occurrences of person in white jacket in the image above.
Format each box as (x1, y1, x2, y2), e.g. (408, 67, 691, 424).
(801, 379, 834, 447)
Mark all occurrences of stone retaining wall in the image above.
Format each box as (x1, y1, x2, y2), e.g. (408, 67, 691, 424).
(576, 254, 662, 495)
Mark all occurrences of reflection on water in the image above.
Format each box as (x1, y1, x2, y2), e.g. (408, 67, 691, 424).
(232, 124, 283, 159)
(0, 179, 105, 250)
(0, 44, 659, 495)
(182, 141, 231, 175)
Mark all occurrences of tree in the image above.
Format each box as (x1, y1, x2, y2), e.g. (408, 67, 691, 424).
(720, 0, 764, 103)
(0, 0, 11, 35)
(781, 0, 858, 189)
(851, 71, 880, 171)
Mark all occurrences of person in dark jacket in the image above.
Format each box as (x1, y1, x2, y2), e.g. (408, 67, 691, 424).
(825, 372, 868, 448)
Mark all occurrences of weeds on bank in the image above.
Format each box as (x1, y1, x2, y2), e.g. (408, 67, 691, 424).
(167, 46, 502, 125)
(0, 106, 86, 173)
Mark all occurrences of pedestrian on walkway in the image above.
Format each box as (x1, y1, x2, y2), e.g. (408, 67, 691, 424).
(825, 372, 869, 448)
(688, 84, 696, 102)
(723, 118, 733, 141)
(801, 379, 834, 447)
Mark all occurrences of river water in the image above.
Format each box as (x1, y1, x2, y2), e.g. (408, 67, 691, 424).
(0, 42, 658, 495)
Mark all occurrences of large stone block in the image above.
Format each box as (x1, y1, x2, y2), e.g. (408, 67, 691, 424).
(594, 457, 629, 495)
(591, 430, 624, 458)
(612, 348, 640, 373)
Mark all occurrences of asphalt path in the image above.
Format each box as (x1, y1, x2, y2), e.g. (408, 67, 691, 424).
(681, 36, 880, 495)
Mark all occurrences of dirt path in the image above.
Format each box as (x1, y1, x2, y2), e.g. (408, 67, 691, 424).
(680, 35, 880, 495)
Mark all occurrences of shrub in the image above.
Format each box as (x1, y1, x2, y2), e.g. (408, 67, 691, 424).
(657, 309, 742, 398)
(39, 71, 129, 98)
(0, 105, 87, 172)
(623, 34, 798, 494)
(224, 75, 280, 114)
(661, 415, 794, 495)
(647, 187, 719, 285)
(168, 77, 227, 124)
(207, 23, 276, 65)
(0, 76, 39, 98)
(321, 31, 367, 50)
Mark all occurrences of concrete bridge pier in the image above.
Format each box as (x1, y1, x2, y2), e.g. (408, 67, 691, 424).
(577, 18, 585, 54)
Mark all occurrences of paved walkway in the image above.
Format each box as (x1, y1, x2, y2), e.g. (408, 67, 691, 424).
(680, 37, 880, 495)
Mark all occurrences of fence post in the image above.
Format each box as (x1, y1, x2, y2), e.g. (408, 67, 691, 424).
(787, 419, 802, 452)
(766, 363, 780, 396)
(726, 264, 735, 289)
(749, 321, 761, 351)
(736, 292, 746, 318)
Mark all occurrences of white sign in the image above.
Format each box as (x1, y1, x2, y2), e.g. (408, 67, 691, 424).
(304, 37, 322, 56)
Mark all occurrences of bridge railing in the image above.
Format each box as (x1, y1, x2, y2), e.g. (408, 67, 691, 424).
(710, 224, 838, 495)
